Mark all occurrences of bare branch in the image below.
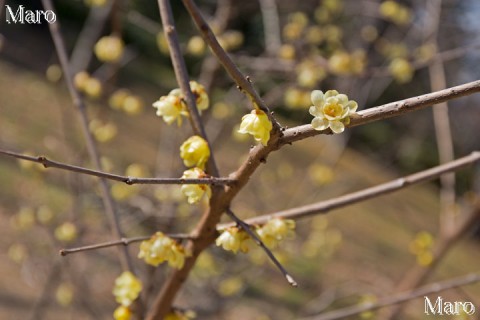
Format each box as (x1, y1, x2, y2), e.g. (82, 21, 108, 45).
(303, 272, 480, 320)
(181, 0, 282, 132)
(258, 0, 282, 55)
(59, 234, 193, 256)
(220, 151, 480, 227)
(226, 208, 297, 287)
(0, 149, 234, 185)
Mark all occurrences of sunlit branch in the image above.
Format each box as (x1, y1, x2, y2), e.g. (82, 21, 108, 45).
(226, 208, 297, 287)
(59, 234, 194, 256)
(0, 149, 234, 185)
(220, 151, 480, 228)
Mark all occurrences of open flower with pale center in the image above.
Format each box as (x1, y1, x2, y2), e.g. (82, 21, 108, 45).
(238, 109, 273, 146)
(138, 232, 187, 269)
(309, 90, 358, 134)
(152, 94, 188, 126)
(112, 271, 142, 307)
(180, 168, 211, 204)
(180, 135, 210, 169)
(256, 218, 295, 249)
(216, 227, 252, 254)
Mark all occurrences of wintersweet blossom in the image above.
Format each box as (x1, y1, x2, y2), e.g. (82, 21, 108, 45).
(113, 305, 132, 320)
(152, 94, 188, 126)
(256, 218, 296, 249)
(180, 168, 211, 204)
(180, 135, 210, 169)
(94, 36, 124, 63)
(216, 227, 252, 254)
(138, 232, 187, 269)
(112, 271, 142, 307)
(238, 109, 273, 146)
(309, 90, 358, 134)
(169, 81, 209, 112)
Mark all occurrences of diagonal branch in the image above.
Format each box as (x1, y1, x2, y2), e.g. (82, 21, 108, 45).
(226, 208, 297, 286)
(181, 0, 282, 132)
(303, 272, 480, 320)
(158, 0, 219, 177)
(0, 148, 233, 185)
(219, 151, 480, 228)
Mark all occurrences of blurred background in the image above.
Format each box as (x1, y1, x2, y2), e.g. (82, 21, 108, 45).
(0, 0, 480, 319)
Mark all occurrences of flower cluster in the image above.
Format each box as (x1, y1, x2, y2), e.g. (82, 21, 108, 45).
(309, 89, 358, 134)
(94, 35, 124, 63)
(112, 271, 142, 320)
(409, 231, 434, 267)
(379, 1, 412, 26)
(238, 109, 273, 146)
(109, 89, 144, 115)
(256, 218, 296, 249)
(73, 71, 102, 98)
(138, 232, 187, 269)
(152, 81, 208, 126)
(216, 227, 252, 254)
(180, 135, 210, 169)
(180, 168, 211, 204)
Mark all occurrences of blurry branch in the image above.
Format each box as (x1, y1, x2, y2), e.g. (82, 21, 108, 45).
(220, 151, 480, 227)
(41, 0, 133, 272)
(259, 0, 282, 55)
(305, 272, 480, 320)
(281, 79, 480, 145)
(426, 0, 456, 237)
(28, 263, 61, 320)
(384, 205, 480, 319)
(158, 0, 219, 177)
(182, 0, 282, 132)
(0, 149, 233, 185)
(70, 1, 114, 73)
(226, 208, 297, 287)
(59, 234, 193, 256)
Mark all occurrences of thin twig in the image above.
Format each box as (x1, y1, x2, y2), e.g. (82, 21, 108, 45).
(219, 151, 480, 227)
(158, 0, 219, 177)
(304, 272, 480, 320)
(0, 149, 234, 185)
(59, 234, 194, 256)
(226, 208, 297, 287)
(41, 0, 133, 272)
(181, 0, 282, 132)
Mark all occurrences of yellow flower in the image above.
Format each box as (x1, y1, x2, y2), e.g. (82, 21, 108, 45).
(238, 110, 273, 146)
(112, 271, 142, 307)
(187, 35, 206, 56)
(180, 135, 210, 169)
(180, 168, 211, 204)
(152, 94, 188, 125)
(216, 227, 251, 254)
(164, 310, 196, 320)
(256, 218, 295, 249)
(94, 36, 124, 63)
(389, 58, 414, 83)
(170, 81, 209, 112)
(113, 305, 132, 320)
(54, 222, 78, 243)
(138, 232, 187, 269)
(309, 89, 358, 133)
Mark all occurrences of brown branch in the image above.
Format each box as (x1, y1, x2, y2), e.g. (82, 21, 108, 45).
(219, 151, 480, 227)
(281, 79, 480, 145)
(181, 0, 282, 132)
(304, 272, 480, 320)
(41, 0, 133, 272)
(0, 149, 233, 185)
(158, 0, 219, 177)
(226, 208, 297, 286)
(59, 234, 193, 256)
